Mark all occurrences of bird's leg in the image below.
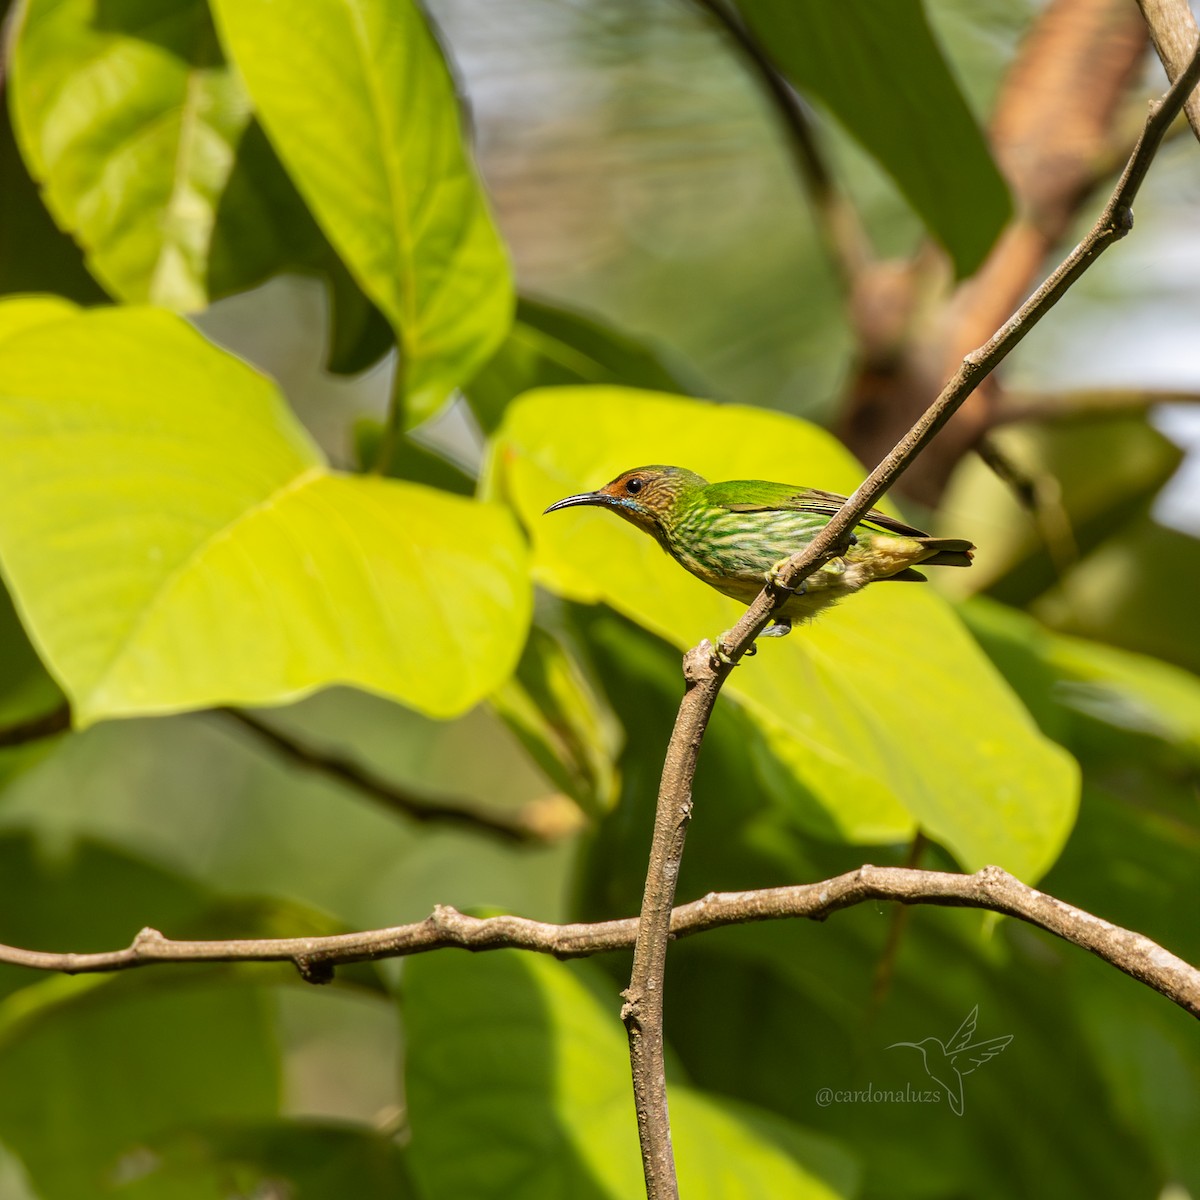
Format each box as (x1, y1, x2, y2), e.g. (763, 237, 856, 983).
(765, 558, 807, 596)
(712, 634, 742, 667)
(758, 617, 792, 638)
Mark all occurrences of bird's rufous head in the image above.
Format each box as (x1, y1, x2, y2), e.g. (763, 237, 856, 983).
(543, 465, 707, 535)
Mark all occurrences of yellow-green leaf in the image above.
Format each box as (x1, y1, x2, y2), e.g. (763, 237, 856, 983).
(210, 0, 513, 424)
(491, 387, 1078, 880)
(10, 0, 249, 309)
(405, 950, 858, 1199)
(0, 301, 530, 724)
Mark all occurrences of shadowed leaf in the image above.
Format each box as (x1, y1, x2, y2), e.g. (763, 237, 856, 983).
(733, 0, 1010, 275)
(405, 950, 858, 1198)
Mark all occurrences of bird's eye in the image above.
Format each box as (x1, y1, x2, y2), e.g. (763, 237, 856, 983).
(626, 478, 643, 494)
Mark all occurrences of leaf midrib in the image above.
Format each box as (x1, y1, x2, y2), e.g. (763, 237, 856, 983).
(342, 0, 418, 343)
(84, 464, 327, 714)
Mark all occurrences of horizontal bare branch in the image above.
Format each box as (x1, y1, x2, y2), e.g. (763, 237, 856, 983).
(2, 865, 1196, 1016)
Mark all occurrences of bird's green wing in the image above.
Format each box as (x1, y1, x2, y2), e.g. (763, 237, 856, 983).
(704, 480, 928, 537)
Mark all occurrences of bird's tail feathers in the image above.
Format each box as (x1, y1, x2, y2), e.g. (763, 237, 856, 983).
(915, 537, 974, 568)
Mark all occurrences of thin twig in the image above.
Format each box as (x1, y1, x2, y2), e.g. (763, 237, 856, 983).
(689, 0, 869, 291)
(975, 435, 1080, 579)
(217, 708, 568, 844)
(868, 831, 926, 1014)
(0, 701, 70, 748)
(2, 865, 1196, 1018)
(995, 386, 1200, 425)
(620, 48, 1200, 1200)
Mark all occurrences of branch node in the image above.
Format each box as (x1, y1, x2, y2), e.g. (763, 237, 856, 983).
(295, 956, 335, 985)
(429, 904, 464, 937)
(131, 927, 164, 952)
(974, 864, 1013, 892)
(684, 643, 719, 683)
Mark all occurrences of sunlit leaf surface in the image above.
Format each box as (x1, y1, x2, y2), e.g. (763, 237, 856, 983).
(211, 0, 513, 424)
(0, 302, 531, 723)
(493, 387, 1078, 879)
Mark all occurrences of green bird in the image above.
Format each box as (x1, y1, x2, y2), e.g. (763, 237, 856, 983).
(544, 466, 974, 635)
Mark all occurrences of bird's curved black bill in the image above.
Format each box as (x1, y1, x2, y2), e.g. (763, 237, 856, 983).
(543, 492, 607, 514)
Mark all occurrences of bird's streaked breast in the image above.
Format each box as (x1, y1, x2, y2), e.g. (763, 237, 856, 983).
(668, 507, 827, 581)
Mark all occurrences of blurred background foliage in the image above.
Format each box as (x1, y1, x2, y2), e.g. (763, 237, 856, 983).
(1, 0, 1199, 1196)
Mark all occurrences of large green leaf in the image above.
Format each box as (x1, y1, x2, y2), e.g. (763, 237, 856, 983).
(491, 387, 1078, 880)
(0, 293, 77, 343)
(0, 974, 279, 1199)
(0, 834, 281, 1199)
(0, 301, 531, 724)
(0, 297, 72, 783)
(962, 597, 1200, 762)
(404, 950, 858, 1199)
(7, 0, 327, 309)
(661, 914, 1157, 1199)
(733, 0, 1010, 275)
(1034, 512, 1200, 678)
(210, 0, 513, 425)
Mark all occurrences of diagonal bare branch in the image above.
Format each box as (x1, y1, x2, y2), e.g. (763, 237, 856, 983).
(620, 45, 1200, 1200)
(217, 707, 573, 845)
